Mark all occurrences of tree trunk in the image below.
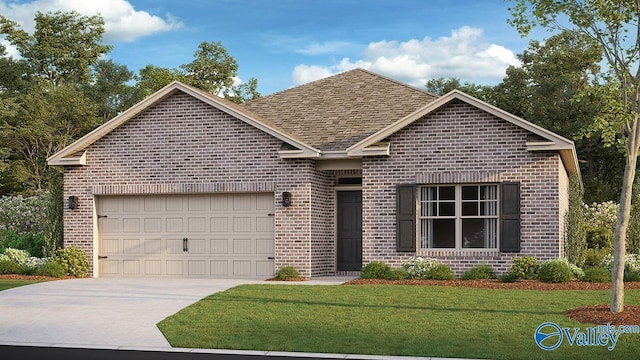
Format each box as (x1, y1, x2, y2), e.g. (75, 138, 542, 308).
(612, 117, 640, 313)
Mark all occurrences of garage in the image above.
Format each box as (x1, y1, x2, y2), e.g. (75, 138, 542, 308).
(96, 193, 275, 278)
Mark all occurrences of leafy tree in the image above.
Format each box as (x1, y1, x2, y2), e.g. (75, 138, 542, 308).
(83, 59, 141, 120)
(509, 0, 640, 312)
(136, 41, 260, 103)
(0, 11, 111, 86)
(425, 77, 494, 101)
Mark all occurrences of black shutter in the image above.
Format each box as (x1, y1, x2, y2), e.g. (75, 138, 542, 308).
(396, 184, 417, 252)
(500, 182, 521, 252)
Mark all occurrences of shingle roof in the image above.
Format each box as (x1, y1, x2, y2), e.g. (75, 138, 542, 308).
(243, 68, 437, 151)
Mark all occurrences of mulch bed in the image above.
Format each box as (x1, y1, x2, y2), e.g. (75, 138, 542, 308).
(0, 274, 75, 281)
(346, 278, 640, 325)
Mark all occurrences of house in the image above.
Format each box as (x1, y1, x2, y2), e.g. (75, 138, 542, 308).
(47, 69, 580, 279)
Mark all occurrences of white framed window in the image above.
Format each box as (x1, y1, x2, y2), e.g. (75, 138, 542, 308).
(419, 184, 498, 249)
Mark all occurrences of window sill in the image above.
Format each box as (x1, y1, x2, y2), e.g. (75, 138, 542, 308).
(417, 249, 501, 257)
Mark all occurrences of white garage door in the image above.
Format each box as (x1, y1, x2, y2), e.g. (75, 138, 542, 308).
(97, 193, 275, 278)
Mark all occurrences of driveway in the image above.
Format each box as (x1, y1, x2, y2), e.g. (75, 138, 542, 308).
(0, 278, 264, 348)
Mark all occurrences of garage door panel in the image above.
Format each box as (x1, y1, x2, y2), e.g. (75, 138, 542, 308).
(144, 218, 162, 233)
(144, 239, 162, 254)
(98, 193, 274, 278)
(210, 239, 228, 254)
(123, 239, 141, 254)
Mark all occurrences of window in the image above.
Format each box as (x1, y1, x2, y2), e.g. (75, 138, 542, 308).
(419, 185, 498, 249)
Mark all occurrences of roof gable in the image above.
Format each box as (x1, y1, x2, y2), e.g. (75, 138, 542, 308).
(48, 81, 320, 165)
(243, 68, 437, 152)
(348, 89, 581, 176)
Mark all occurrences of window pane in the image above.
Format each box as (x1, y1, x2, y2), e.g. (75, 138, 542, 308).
(439, 202, 455, 216)
(439, 186, 455, 200)
(480, 201, 497, 216)
(462, 186, 478, 200)
(462, 218, 497, 248)
(421, 187, 436, 201)
(462, 202, 478, 216)
(432, 219, 455, 248)
(480, 185, 497, 200)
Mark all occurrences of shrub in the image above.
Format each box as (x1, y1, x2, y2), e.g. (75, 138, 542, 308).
(537, 259, 573, 283)
(54, 246, 89, 278)
(509, 256, 539, 280)
(384, 268, 407, 280)
(361, 261, 391, 279)
(0, 193, 49, 235)
(624, 270, 640, 282)
(402, 257, 439, 279)
(500, 272, 519, 283)
(1, 231, 45, 258)
(583, 248, 610, 268)
(568, 262, 585, 280)
(583, 266, 611, 283)
(1, 248, 30, 264)
(274, 266, 301, 280)
(37, 260, 65, 278)
(19, 264, 38, 275)
(427, 264, 455, 280)
(461, 265, 496, 280)
(0, 259, 21, 274)
(584, 201, 618, 250)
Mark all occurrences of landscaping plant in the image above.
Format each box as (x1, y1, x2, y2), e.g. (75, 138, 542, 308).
(274, 266, 301, 280)
(583, 266, 611, 283)
(361, 261, 391, 279)
(54, 246, 89, 278)
(537, 259, 573, 283)
(461, 265, 496, 280)
(508, 255, 539, 279)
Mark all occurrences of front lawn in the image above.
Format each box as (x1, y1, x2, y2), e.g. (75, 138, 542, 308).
(0, 279, 44, 291)
(158, 284, 640, 360)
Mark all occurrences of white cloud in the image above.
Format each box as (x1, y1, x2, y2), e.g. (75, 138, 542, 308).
(291, 26, 521, 87)
(0, 39, 20, 59)
(0, 0, 182, 43)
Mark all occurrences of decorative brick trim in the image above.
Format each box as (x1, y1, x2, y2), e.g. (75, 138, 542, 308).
(416, 171, 502, 184)
(93, 182, 276, 195)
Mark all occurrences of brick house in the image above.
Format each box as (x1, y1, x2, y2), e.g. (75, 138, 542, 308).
(47, 69, 580, 278)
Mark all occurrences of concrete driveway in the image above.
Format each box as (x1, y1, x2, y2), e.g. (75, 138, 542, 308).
(0, 277, 264, 349)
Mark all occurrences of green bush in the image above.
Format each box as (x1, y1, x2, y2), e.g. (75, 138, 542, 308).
(583, 248, 610, 268)
(0, 259, 21, 274)
(274, 266, 301, 280)
(384, 268, 407, 280)
(537, 259, 573, 283)
(624, 270, 640, 282)
(461, 265, 496, 280)
(361, 261, 391, 279)
(19, 264, 38, 275)
(500, 272, 519, 283)
(509, 256, 539, 280)
(36, 260, 65, 278)
(426, 264, 455, 280)
(1, 231, 45, 258)
(54, 246, 89, 278)
(0, 247, 30, 264)
(583, 266, 611, 283)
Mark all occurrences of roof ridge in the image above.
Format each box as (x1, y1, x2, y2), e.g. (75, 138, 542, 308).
(246, 68, 436, 104)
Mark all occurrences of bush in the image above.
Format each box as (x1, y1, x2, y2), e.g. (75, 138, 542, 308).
(568, 262, 585, 280)
(36, 260, 65, 278)
(583, 266, 611, 283)
(461, 265, 496, 280)
(361, 261, 391, 279)
(1, 231, 45, 258)
(500, 272, 519, 283)
(509, 256, 539, 280)
(402, 257, 439, 279)
(54, 246, 89, 278)
(384, 268, 407, 280)
(427, 264, 455, 280)
(1, 248, 30, 264)
(274, 266, 301, 280)
(583, 248, 610, 268)
(0, 259, 21, 274)
(537, 259, 573, 283)
(19, 264, 38, 275)
(624, 270, 640, 282)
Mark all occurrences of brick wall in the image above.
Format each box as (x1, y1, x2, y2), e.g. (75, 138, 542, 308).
(362, 100, 564, 275)
(63, 91, 321, 278)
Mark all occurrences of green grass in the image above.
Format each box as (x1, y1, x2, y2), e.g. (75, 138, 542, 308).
(0, 279, 44, 291)
(158, 285, 640, 360)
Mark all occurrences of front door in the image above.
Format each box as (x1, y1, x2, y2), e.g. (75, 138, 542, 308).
(337, 191, 362, 271)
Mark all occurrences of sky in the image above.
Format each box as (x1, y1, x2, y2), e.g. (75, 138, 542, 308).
(0, 0, 547, 96)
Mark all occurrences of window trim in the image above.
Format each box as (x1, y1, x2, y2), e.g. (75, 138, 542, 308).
(418, 184, 499, 251)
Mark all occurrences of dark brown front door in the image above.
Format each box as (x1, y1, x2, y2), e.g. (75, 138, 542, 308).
(337, 191, 362, 271)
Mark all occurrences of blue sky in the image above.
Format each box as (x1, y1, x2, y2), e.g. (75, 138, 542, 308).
(0, 0, 546, 95)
